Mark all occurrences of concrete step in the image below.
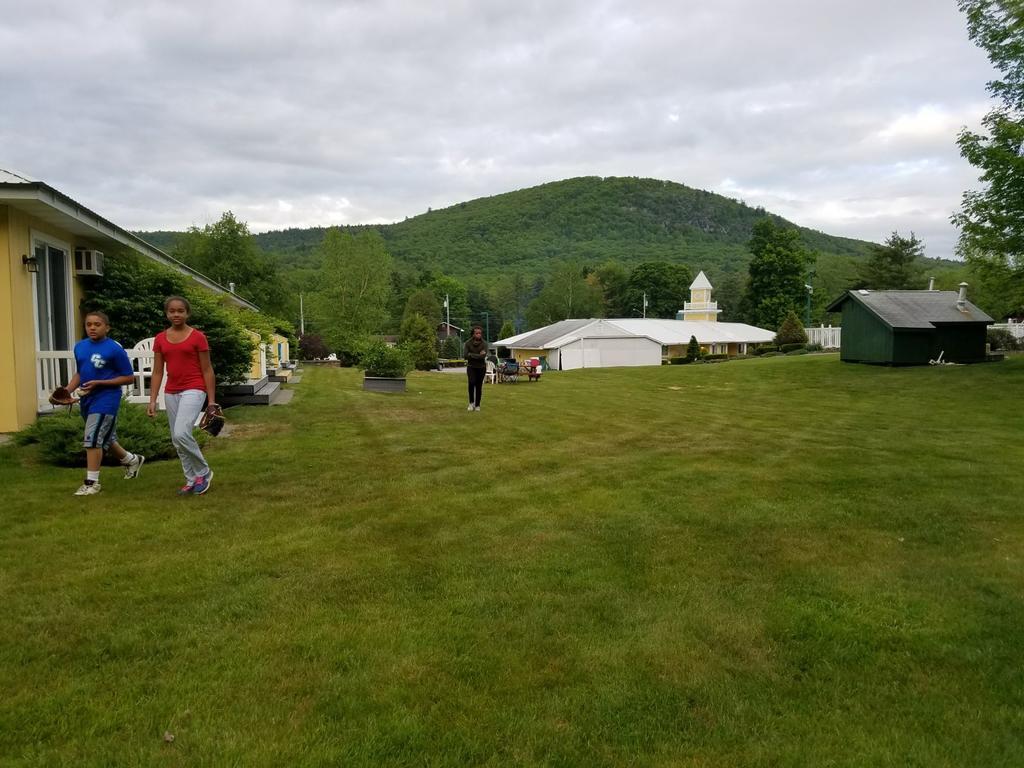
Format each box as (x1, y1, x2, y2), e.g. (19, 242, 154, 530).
(222, 376, 269, 396)
(220, 379, 281, 406)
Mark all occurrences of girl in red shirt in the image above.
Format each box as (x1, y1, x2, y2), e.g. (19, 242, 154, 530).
(148, 296, 218, 495)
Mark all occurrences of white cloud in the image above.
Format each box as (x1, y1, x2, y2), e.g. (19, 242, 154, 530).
(0, 0, 999, 260)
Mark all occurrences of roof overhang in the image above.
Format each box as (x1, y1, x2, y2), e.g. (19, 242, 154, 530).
(0, 181, 259, 311)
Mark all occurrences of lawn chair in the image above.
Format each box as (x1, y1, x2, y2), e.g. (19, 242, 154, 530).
(498, 359, 519, 383)
(484, 359, 497, 384)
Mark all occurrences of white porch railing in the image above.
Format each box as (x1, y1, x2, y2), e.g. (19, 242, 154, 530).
(807, 325, 841, 349)
(36, 349, 165, 414)
(991, 320, 1024, 340)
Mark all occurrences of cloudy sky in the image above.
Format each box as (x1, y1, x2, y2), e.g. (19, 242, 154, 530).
(0, 0, 997, 257)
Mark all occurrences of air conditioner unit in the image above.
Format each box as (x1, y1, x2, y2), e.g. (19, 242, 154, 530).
(74, 249, 104, 276)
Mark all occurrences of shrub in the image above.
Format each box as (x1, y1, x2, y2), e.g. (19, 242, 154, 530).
(785, 349, 810, 356)
(360, 342, 413, 378)
(298, 333, 330, 359)
(440, 335, 462, 359)
(805, 342, 823, 352)
(668, 357, 692, 365)
(186, 291, 256, 387)
(15, 402, 207, 468)
(400, 314, 439, 371)
(752, 346, 778, 356)
(779, 342, 805, 353)
(686, 335, 702, 361)
(987, 328, 1019, 351)
(703, 353, 729, 362)
(761, 351, 784, 357)
(775, 310, 808, 345)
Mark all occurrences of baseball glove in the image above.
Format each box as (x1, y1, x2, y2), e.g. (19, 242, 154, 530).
(48, 386, 77, 407)
(199, 404, 226, 437)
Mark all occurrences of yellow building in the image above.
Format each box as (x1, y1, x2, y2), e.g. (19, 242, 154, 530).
(0, 168, 256, 433)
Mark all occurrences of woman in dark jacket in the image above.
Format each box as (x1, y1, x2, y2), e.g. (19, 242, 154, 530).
(463, 326, 488, 411)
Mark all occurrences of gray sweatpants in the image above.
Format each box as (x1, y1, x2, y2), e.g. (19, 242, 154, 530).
(165, 390, 211, 482)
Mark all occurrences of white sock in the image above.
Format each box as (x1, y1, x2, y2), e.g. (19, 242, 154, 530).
(86, 470, 100, 483)
(120, 452, 136, 465)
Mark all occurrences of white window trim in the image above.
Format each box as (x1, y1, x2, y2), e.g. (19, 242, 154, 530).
(30, 229, 75, 354)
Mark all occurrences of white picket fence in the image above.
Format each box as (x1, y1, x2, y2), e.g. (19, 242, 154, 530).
(36, 348, 165, 414)
(991, 321, 1024, 340)
(806, 325, 841, 349)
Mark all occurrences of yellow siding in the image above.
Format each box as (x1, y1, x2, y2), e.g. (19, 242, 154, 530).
(0, 206, 92, 432)
(270, 333, 288, 367)
(512, 348, 545, 363)
(245, 329, 263, 380)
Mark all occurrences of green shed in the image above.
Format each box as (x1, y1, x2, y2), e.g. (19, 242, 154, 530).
(826, 285, 993, 365)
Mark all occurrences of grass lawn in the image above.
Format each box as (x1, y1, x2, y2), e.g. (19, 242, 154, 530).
(2, 354, 1023, 767)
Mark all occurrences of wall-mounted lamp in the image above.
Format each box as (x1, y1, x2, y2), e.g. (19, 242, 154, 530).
(22, 254, 39, 273)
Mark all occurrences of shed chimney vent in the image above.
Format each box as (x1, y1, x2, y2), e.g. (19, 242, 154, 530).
(957, 282, 968, 310)
(928, 276, 935, 291)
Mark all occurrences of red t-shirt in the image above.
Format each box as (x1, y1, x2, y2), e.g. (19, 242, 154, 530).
(154, 329, 210, 394)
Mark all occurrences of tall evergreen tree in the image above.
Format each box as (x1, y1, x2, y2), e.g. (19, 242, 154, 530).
(743, 219, 814, 330)
(860, 232, 925, 289)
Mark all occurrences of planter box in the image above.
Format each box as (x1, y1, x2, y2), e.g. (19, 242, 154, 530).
(363, 376, 407, 393)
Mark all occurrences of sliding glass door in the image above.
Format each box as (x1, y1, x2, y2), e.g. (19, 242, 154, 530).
(33, 239, 74, 386)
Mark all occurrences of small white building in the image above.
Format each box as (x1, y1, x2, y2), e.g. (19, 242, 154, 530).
(497, 272, 774, 369)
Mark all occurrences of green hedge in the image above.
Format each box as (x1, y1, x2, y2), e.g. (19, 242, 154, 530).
(785, 349, 810, 356)
(668, 357, 692, 365)
(752, 346, 778, 356)
(779, 342, 805, 353)
(361, 342, 413, 378)
(703, 354, 729, 361)
(760, 351, 784, 357)
(15, 402, 208, 468)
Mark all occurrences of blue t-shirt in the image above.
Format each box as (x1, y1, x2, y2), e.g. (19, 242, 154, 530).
(74, 337, 134, 415)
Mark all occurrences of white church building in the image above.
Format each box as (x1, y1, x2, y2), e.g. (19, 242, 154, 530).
(496, 271, 774, 370)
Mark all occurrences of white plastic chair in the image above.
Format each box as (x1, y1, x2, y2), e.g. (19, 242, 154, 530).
(484, 359, 497, 384)
(132, 337, 165, 408)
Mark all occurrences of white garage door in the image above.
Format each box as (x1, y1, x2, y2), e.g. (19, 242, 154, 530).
(558, 338, 661, 369)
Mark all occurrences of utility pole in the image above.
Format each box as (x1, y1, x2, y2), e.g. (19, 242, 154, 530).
(643, 292, 649, 318)
(299, 293, 305, 336)
(483, 311, 490, 342)
(444, 294, 450, 336)
(804, 270, 816, 327)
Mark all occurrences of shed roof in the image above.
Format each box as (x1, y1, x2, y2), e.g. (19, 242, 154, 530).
(497, 317, 774, 348)
(497, 319, 596, 348)
(0, 168, 258, 310)
(826, 290, 993, 329)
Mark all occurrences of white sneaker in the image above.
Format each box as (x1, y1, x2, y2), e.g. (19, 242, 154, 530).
(474, 406, 481, 411)
(123, 454, 145, 479)
(467, 403, 475, 411)
(74, 482, 102, 496)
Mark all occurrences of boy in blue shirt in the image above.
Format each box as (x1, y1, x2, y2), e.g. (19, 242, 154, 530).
(63, 310, 145, 496)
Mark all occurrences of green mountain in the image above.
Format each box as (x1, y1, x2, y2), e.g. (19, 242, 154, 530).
(137, 177, 969, 320)
(139, 176, 873, 275)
